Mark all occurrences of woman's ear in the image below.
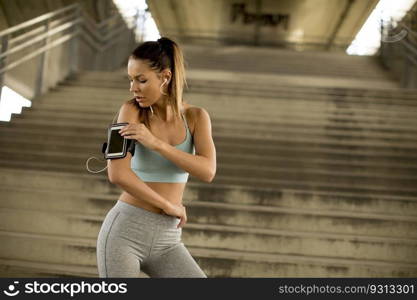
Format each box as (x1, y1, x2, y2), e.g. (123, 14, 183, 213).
(161, 69, 172, 82)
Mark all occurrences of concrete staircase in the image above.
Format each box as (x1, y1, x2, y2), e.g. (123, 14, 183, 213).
(1, 45, 417, 277)
(182, 44, 399, 88)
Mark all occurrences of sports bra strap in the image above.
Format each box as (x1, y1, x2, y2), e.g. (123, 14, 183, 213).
(181, 112, 189, 131)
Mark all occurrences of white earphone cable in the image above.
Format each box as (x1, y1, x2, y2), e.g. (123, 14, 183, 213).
(85, 156, 107, 173)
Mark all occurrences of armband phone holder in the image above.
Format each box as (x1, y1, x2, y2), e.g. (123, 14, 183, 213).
(102, 122, 136, 159)
(85, 118, 136, 174)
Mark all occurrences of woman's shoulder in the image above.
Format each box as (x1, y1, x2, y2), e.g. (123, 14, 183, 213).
(183, 102, 210, 135)
(124, 98, 140, 111)
(183, 102, 211, 118)
(183, 101, 210, 114)
(122, 98, 142, 115)
(116, 98, 140, 123)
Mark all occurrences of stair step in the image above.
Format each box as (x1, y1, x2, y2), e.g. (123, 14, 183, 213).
(1, 159, 416, 197)
(115, 75, 413, 95)
(1, 230, 416, 277)
(13, 107, 417, 135)
(2, 174, 417, 217)
(0, 258, 99, 278)
(1, 148, 417, 194)
(2, 134, 417, 166)
(26, 94, 417, 125)
(3, 120, 417, 149)
(1, 184, 416, 239)
(10, 110, 417, 138)
(1, 207, 416, 263)
(40, 87, 417, 110)
(2, 126, 417, 160)
(63, 77, 417, 100)
(14, 106, 417, 133)
(2, 138, 417, 173)
(1, 171, 417, 215)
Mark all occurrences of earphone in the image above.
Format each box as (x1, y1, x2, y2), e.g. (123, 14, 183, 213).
(159, 78, 168, 96)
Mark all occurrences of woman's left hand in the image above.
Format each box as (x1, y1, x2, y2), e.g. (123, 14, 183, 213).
(119, 123, 161, 151)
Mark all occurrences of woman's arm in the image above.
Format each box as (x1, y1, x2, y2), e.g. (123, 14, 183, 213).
(107, 101, 172, 211)
(155, 107, 217, 183)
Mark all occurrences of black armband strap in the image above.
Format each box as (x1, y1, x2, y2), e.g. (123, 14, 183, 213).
(127, 139, 136, 156)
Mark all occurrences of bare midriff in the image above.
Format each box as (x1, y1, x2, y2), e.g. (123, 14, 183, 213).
(119, 182, 186, 214)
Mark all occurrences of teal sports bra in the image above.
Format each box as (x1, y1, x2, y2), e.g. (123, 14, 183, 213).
(131, 113, 195, 182)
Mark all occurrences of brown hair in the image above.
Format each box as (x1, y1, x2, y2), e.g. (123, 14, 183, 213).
(121, 37, 187, 129)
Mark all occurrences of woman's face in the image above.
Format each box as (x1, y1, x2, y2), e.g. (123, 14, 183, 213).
(127, 58, 168, 107)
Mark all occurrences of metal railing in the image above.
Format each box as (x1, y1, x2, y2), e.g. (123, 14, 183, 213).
(379, 9, 417, 88)
(0, 3, 137, 101)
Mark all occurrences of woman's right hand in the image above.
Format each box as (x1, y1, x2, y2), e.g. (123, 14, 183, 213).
(163, 202, 187, 228)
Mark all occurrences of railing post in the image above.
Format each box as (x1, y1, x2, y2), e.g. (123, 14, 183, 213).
(93, 21, 105, 71)
(70, 4, 81, 74)
(379, 18, 384, 57)
(34, 19, 50, 99)
(102, 22, 109, 70)
(0, 35, 9, 101)
(114, 19, 123, 70)
(103, 21, 110, 71)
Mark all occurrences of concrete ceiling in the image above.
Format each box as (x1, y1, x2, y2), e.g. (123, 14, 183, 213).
(146, 0, 379, 51)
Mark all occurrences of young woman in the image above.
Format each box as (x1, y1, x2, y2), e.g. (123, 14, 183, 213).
(96, 37, 216, 278)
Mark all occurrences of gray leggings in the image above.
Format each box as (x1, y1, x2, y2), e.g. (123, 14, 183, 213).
(96, 200, 207, 278)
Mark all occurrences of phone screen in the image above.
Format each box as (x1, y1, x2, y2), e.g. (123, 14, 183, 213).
(108, 129, 124, 154)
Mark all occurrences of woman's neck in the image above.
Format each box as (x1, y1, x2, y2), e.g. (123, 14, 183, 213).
(150, 102, 183, 122)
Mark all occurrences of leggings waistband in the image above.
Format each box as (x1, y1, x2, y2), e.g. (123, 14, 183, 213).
(113, 200, 180, 228)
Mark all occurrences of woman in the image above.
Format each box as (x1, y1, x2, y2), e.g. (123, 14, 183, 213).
(96, 37, 216, 278)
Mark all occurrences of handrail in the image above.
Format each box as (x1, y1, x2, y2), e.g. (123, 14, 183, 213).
(401, 38, 417, 57)
(0, 3, 78, 38)
(9, 12, 77, 44)
(0, 3, 137, 101)
(0, 33, 76, 74)
(399, 22, 417, 39)
(0, 4, 134, 75)
(0, 19, 80, 60)
(400, 39, 417, 67)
